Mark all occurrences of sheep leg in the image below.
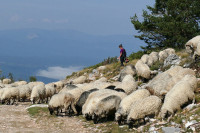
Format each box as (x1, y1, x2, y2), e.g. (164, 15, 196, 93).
(70, 102, 77, 115)
(64, 102, 71, 116)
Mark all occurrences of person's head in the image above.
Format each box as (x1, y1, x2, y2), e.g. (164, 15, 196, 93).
(119, 44, 123, 49)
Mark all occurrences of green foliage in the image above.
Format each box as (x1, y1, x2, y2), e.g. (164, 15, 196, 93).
(29, 76, 37, 82)
(8, 73, 14, 83)
(131, 0, 200, 50)
(129, 50, 145, 60)
(150, 61, 163, 70)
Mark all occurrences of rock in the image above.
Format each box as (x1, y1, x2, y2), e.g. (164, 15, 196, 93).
(88, 73, 96, 81)
(118, 65, 136, 81)
(184, 103, 198, 111)
(162, 127, 181, 133)
(97, 66, 107, 71)
(26, 104, 48, 110)
(163, 54, 181, 68)
(149, 127, 156, 132)
(185, 120, 198, 128)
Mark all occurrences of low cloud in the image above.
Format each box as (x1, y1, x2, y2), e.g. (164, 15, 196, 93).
(42, 18, 52, 23)
(10, 15, 20, 22)
(27, 33, 39, 40)
(36, 66, 82, 80)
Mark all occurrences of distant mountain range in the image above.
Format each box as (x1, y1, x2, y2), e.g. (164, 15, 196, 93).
(0, 29, 144, 83)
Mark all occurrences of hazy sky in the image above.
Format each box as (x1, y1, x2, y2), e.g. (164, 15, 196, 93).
(0, 0, 154, 35)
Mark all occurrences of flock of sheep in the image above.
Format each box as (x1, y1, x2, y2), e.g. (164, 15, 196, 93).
(0, 36, 200, 128)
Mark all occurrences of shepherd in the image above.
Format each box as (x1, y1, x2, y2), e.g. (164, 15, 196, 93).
(118, 44, 127, 66)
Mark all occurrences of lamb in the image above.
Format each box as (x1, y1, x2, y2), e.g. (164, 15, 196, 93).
(30, 84, 46, 104)
(2, 79, 11, 84)
(48, 93, 77, 116)
(72, 76, 87, 84)
(118, 65, 136, 82)
(115, 89, 151, 125)
(160, 75, 197, 119)
(115, 75, 138, 95)
(18, 84, 32, 101)
(45, 84, 56, 103)
(127, 96, 162, 127)
(135, 60, 151, 80)
(1, 87, 19, 104)
(76, 88, 99, 114)
(82, 89, 127, 121)
(185, 35, 200, 58)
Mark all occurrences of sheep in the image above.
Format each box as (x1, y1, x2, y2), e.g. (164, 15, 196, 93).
(11, 81, 27, 87)
(115, 89, 151, 125)
(115, 75, 138, 95)
(159, 50, 168, 61)
(146, 66, 195, 98)
(149, 52, 159, 63)
(135, 60, 151, 80)
(0, 83, 5, 88)
(17, 84, 32, 102)
(45, 84, 56, 103)
(160, 75, 197, 119)
(185, 35, 200, 58)
(72, 76, 87, 84)
(0, 89, 4, 103)
(48, 93, 77, 116)
(1, 87, 19, 105)
(141, 54, 149, 64)
(165, 48, 175, 55)
(28, 81, 45, 90)
(30, 84, 46, 104)
(127, 96, 162, 127)
(97, 66, 107, 71)
(82, 89, 127, 121)
(118, 65, 136, 82)
(54, 81, 64, 93)
(76, 88, 99, 114)
(2, 79, 11, 84)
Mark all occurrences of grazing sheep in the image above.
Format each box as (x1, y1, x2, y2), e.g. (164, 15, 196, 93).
(45, 84, 56, 103)
(82, 89, 127, 121)
(54, 81, 64, 93)
(135, 60, 151, 80)
(165, 48, 175, 55)
(159, 50, 168, 61)
(30, 84, 46, 104)
(118, 65, 136, 82)
(0, 89, 5, 103)
(18, 85, 32, 101)
(76, 88, 99, 114)
(2, 79, 11, 84)
(185, 35, 200, 57)
(115, 75, 138, 95)
(1, 87, 19, 104)
(149, 52, 159, 63)
(0, 83, 5, 88)
(72, 76, 87, 84)
(12, 81, 27, 87)
(48, 93, 77, 116)
(141, 54, 149, 64)
(127, 96, 162, 127)
(160, 75, 197, 119)
(28, 81, 45, 90)
(115, 89, 150, 125)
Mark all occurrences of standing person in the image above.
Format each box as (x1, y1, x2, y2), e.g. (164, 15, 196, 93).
(119, 44, 126, 66)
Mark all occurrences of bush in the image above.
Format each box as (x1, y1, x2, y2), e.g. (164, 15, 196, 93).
(29, 76, 37, 82)
(129, 51, 145, 60)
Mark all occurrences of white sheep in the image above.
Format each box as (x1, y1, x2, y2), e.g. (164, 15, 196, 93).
(12, 81, 27, 87)
(54, 81, 65, 93)
(115, 89, 150, 125)
(28, 81, 45, 90)
(2, 79, 11, 84)
(185, 35, 200, 57)
(30, 84, 46, 104)
(1, 87, 19, 104)
(160, 75, 197, 119)
(118, 65, 136, 81)
(135, 60, 151, 80)
(141, 54, 149, 64)
(82, 89, 127, 120)
(159, 50, 168, 61)
(45, 84, 56, 103)
(115, 75, 138, 95)
(18, 84, 32, 101)
(165, 48, 175, 55)
(149, 52, 159, 63)
(48, 93, 77, 116)
(72, 76, 87, 84)
(127, 96, 161, 127)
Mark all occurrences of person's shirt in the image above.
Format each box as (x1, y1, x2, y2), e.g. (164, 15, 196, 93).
(120, 48, 125, 57)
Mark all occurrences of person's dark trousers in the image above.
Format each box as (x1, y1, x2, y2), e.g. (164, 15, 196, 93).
(120, 57, 125, 66)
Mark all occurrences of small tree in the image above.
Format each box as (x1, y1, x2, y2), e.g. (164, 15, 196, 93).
(8, 73, 14, 83)
(29, 76, 37, 82)
(131, 0, 200, 50)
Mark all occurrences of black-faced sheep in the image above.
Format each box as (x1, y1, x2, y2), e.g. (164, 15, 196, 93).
(115, 89, 150, 125)
(1, 87, 19, 105)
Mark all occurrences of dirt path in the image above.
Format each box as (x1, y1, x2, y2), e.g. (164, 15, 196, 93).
(0, 103, 97, 133)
